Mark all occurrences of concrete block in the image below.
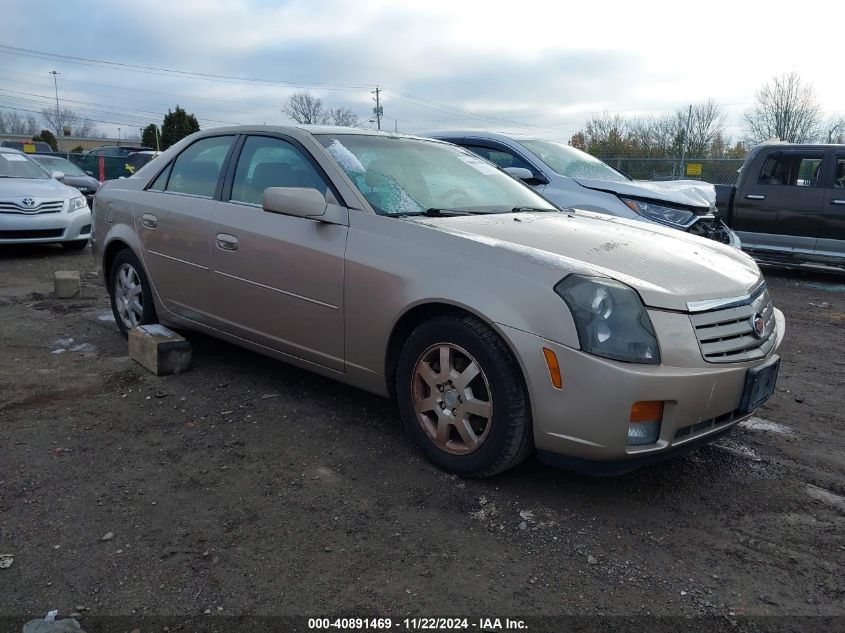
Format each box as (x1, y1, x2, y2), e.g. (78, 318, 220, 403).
(128, 324, 192, 376)
(54, 270, 81, 298)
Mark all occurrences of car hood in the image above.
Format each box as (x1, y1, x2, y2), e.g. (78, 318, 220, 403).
(412, 211, 761, 311)
(62, 175, 101, 190)
(572, 177, 716, 210)
(0, 177, 75, 199)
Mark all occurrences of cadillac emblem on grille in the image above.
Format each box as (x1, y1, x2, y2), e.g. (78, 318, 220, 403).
(750, 313, 766, 338)
(21, 198, 36, 207)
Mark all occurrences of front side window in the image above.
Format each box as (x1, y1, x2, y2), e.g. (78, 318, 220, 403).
(230, 136, 328, 206)
(464, 145, 534, 172)
(166, 136, 234, 198)
(758, 154, 823, 187)
(317, 134, 555, 216)
(519, 140, 629, 182)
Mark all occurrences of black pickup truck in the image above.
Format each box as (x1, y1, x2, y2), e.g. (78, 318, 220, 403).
(715, 143, 845, 271)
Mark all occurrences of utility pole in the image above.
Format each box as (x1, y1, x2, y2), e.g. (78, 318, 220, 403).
(678, 104, 693, 180)
(49, 71, 61, 152)
(372, 86, 382, 131)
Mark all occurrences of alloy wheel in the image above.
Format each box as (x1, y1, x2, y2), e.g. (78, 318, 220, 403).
(114, 262, 144, 329)
(411, 343, 493, 455)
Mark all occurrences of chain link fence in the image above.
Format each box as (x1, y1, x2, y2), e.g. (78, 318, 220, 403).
(598, 157, 744, 185)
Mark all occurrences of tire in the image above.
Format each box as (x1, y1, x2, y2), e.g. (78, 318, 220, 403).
(396, 314, 533, 478)
(109, 249, 158, 336)
(61, 240, 88, 251)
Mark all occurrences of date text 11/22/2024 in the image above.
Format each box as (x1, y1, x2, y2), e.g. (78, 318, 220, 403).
(308, 617, 528, 630)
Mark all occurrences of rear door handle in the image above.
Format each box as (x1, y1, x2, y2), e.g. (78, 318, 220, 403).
(141, 213, 158, 228)
(216, 233, 239, 251)
(831, 199, 845, 205)
(746, 194, 765, 200)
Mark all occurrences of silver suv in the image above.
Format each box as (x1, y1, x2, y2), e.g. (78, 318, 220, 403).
(0, 148, 92, 250)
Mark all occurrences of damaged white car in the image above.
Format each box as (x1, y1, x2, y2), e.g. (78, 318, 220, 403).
(427, 132, 740, 248)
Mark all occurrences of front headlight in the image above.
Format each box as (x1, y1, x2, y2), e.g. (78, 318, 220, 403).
(67, 196, 87, 213)
(555, 274, 660, 364)
(620, 197, 695, 227)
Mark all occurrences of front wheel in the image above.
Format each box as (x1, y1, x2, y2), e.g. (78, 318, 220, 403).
(109, 249, 157, 336)
(396, 314, 533, 478)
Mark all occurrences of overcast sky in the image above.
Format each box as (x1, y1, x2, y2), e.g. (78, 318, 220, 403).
(1, 0, 842, 142)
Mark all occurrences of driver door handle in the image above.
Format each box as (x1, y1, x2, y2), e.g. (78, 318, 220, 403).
(831, 199, 845, 205)
(141, 213, 158, 228)
(216, 233, 239, 251)
(746, 194, 765, 200)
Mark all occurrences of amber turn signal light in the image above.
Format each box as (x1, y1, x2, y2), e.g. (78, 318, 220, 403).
(542, 347, 563, 390)
(630, 400, 664, 424)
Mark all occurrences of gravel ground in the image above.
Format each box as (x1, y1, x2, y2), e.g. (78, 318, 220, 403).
(0, 244, 843, 631)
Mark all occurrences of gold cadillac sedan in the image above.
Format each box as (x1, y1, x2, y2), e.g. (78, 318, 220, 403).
(92, 126, 784, 477)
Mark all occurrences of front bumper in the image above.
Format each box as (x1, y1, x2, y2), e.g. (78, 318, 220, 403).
(498, 307, 785, 467)
(0, 206, 92, 244)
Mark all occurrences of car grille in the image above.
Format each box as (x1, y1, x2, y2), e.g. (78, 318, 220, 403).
(689, 285, 776, 363)
(0, 229, 65, 239)
(687, 216, 731, 244)
(0, 200, 65, 215)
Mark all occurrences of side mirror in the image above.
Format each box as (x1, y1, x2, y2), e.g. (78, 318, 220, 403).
(262, 187, 327, 219)
(51, 170, 65, 181)
(505, 167, 549, 185)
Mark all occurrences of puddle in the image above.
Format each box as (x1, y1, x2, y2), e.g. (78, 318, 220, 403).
(789, 280, 845, 294)
(740, 416, 793, 435)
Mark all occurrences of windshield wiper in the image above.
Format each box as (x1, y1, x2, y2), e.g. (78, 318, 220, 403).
(511, 206, 557, 213)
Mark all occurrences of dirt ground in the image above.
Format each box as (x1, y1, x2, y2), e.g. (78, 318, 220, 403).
(1, 243, 843, 631)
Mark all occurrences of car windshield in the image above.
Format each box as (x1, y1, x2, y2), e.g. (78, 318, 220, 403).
(519, 140, 629, 182)
(316, 134, 556, 216)
(0, 152, 50, 179)
(32, 155, 87, 177)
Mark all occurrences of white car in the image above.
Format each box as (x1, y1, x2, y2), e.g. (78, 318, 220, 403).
(0, 147, 92, 250)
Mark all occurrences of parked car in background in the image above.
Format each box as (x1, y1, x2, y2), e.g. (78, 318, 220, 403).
(0, 147, 91, 249)
(87, 145, 151, 157)
(29, 154, 101, 206)
(93, 126, 783, 477)
(427, 131, 740, 248)
(715, 142, 845, 271)
(125, 150, 161, 175)
(1, 140, 54, 154)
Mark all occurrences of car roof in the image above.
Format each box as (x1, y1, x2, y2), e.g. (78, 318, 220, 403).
(0, 146, 26, 155)
(188, 124, 440, 143)
(425, 130, 545, 143)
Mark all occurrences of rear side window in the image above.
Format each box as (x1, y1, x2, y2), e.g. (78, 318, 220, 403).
(835, 158, 845, 189)
(166, 136, 234, 198)
(758, 154, 824, 187)
(230, 135, 328, 206)
(148, 163, 172, 191)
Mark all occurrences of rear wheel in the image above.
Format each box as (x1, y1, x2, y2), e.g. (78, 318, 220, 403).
(61, 240, 88, 251)
(396, 314, 533, 477)
(109, 249, 157, 336)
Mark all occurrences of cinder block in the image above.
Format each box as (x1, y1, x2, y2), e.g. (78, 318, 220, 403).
(54, 270, 81, 298)
(128, 324, 192, 376)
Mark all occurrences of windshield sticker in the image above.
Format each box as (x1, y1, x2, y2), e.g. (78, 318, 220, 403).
(458, 155, 499, 175)
(2, 154, 28, 161)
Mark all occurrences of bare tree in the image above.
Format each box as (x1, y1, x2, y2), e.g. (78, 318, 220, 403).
(41, 107, 79, 141)
(327, 107, 359, 127)
(72, 118, 97, 138)
(282, 92, 324, 125)
(2, 110, 40, 135)
(825, 117, 844, 143)
(686, 99, 726, 156)
(743, 73, 822, 144)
